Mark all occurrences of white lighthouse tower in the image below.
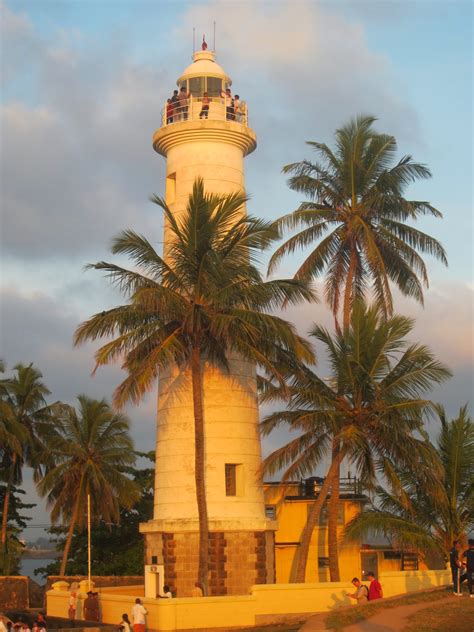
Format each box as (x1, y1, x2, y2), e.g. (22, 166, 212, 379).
(140, 47, 276, 597)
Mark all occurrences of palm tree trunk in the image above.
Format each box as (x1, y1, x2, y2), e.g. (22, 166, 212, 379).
(343, 247, 357, 329)
(328, 441, 341, 581)
(293, 450, 344, 583)
(1, 453, 17, 551)
(191, 344, 210, 596)
(59, 493, 81, 576)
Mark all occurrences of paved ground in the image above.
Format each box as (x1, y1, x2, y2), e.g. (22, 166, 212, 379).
(299, 595, 455, 632)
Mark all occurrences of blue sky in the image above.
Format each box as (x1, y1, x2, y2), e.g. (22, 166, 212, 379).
(1, 0, 472, 538)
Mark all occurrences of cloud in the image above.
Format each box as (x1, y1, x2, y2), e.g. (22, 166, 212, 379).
(1, 4, 166, 261)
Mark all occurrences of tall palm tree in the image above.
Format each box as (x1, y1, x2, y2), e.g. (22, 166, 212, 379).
(37, 395, 140, 576)
(269, 114, 447, 330)
(74, 179, 316, 594)
(268, 115, 448, 579)
(0, 364, 59, 560)
(260, 301, 451, 583)
(345, 405, 474, 559)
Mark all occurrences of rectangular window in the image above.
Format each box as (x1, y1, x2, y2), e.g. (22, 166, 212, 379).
(225, 464, 237, 496)
(207, 77, 223, 96)
(318, 557, 330, 568)
(189, 77, 205, 96)
(166, 173, 176, 205)
(307, 503, 344, 525)
(265, 505, 276, 520)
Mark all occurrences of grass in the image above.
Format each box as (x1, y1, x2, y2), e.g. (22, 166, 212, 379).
(403, 596, 474, 631)
(324, 587, 451, 631)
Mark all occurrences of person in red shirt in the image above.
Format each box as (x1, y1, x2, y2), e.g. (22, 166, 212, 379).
(366, 571, 383, 600)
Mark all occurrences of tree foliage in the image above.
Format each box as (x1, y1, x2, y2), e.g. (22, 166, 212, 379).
(344, 405, 473, 558)
(260, 301, 452, 581)
(269, 115, 447, 328)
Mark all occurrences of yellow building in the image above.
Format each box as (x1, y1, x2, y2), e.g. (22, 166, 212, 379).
(264, 476, 430, 584)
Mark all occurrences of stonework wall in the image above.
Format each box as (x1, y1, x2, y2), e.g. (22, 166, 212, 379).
(0, 576, 29, 610)
(144, 530, 275, 597)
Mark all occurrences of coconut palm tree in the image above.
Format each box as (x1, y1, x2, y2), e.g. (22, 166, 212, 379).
(37, 395, 140, 576)
(260, 301, 451, 583)
(268, 115, 448, 579)
(0, 363, 60, 563)
(269, 114, 447, 330)
(344, 405, 473, 559)
(74, 179, 316, 594)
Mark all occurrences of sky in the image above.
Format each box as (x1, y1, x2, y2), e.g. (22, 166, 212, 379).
(1, 0, 472, 540)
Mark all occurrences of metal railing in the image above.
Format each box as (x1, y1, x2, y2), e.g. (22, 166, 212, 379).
(160, 95, 249, 127)
(299, 476, 364, 498)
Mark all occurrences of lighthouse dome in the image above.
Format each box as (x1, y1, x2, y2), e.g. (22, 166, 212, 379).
(177, 50, 231, 97)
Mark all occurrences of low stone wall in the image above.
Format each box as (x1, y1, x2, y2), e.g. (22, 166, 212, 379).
(46, 569, 451, 632)
(0, 576, 30, 610)
(46, 576, 144, 592)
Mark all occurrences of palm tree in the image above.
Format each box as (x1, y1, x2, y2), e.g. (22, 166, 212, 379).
(260, 301, 451, 583)
(74, 179, 316, 594)
(345, 405, 473, 560)
(269, 114, 447, 330)
(37, 395, 140, 576)
(0, 363, 59, 562)
(268, 114, 448, 579)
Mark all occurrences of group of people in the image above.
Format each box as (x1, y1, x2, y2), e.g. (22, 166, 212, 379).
(0, 614, 47, 632)
(165, 87, 246, 124)
(346, 571, 383, 604)
(449, 538, 474, 597)
(117, 591, 174, 632)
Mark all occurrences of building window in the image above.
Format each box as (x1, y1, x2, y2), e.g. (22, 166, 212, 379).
(307, 503, 344, 525)
(166, 173, 176, 205)
(225, 464, 237, 496)
(318, 557, 329, 568)
(207, 77, 223, 96)
(265, 505, 276, 520)
(189, 76, 205, 96)
(384, 551, 402, 560)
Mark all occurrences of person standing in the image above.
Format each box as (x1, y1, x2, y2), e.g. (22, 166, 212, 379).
(347, 577, 369, 604)
(68, 590, 77, 620)
(131, 598, 147, 632)
(83, 591, 94, 620)
(166, 99, 173, 124)
(462, 538, 474, 598)
(178, 86, 190, 121)
(221, 88, 234, 120)
(366, 571, 383, 600)
(233, 94, 240, 120)
(199, 92, 210, 119)
(450, 540, 463, 595)
(119, 614, 131, 632)
(170, 90, 179, 122)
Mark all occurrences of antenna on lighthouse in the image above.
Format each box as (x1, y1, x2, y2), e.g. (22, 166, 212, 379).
(192, 27, 195, 54)
(213, 21, 216, 52)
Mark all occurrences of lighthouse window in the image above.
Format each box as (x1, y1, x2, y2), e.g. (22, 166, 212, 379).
(189, 77, 205, 96)
(225, 464, 237, 496)
(207, 77, 223, 96)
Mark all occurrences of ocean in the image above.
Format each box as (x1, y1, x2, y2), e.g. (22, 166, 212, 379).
(19, 558, 55, 585)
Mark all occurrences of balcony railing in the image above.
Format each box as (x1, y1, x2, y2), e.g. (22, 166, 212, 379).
(160, 95, 249, 127)
(299, 476, 364, 498)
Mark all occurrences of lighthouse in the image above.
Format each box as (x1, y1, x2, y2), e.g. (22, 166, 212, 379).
(140, 47, 276, 597)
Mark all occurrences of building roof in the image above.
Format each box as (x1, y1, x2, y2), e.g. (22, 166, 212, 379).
(177, 50, 231, 85)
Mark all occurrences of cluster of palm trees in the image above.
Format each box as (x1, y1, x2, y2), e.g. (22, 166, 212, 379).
(73, 114, 471, 591)
(0, 362, 139, 575)
(1, 115, 471, 588)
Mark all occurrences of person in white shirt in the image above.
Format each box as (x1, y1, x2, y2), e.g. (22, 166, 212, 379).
(131, 598, 147, 632)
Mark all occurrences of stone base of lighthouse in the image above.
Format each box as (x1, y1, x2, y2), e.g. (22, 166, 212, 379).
(141, 519, 276, 597)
